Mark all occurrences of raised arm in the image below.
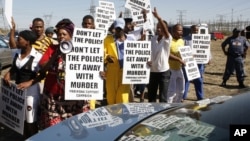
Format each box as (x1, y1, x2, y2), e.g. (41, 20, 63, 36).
(152, 7, 169, 39)
(9, 17, 17, 48)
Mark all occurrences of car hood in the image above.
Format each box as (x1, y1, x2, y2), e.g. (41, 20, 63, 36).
(26, 103, 182, 141)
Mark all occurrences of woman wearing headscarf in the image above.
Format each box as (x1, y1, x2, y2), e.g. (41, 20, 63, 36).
(3, 30, 42, 139)
(38, 19, 91, 129)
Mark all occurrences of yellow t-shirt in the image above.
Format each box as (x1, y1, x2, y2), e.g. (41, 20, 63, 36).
(169, 38, 184, 70)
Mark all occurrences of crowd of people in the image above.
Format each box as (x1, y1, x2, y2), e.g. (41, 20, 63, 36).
(1, 6, 249, 140)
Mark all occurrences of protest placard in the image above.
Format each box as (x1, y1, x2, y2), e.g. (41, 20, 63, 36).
(122, 40, 151, 84)
(0, 79, 26, 135)
(99, 1, 116, 26)
(125, 0, 150, 11)
(179, 46, 200, 81)
(4, 0, 13, 28)
(65, 28, 105, 100)
(192, 34, 211, 64)
(94, 7, 110, 35)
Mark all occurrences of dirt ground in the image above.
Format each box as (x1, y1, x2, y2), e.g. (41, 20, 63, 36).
(185, 37, 250, 101)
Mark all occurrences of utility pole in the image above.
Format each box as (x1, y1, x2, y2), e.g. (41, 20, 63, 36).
(217, 14, 225, 31)
(231, 9, 234, 30)
(89, 0, 96, 16)
(176, 10, 186, 25)
(43, 14, 52, 28)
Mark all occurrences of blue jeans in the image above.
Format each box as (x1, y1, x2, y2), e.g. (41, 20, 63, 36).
(182, 64, 204, 100)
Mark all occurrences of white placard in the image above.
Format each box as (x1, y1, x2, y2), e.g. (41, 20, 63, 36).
(122, 40, 151, 84)
(191, 34, 211, 64)
(4, 0, 13, 28)
(65, 28, 105, 100)
(95, 7, 110, 35)
(125, 0, 150, 11)
(0, 79, 26, 135)
(179, 46, 200, 81)
(99, 1, 116, 25)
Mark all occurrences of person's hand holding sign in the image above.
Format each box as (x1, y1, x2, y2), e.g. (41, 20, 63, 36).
(3, 71, 11, 87)
(106, 55, 115, 63)
(147, 61, 152, 67)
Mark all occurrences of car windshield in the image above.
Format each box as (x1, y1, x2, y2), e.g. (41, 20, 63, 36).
(117, 104, 228, 141)
(0, 38, 8, 48)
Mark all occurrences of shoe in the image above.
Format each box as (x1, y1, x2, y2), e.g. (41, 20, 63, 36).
(220, 81, 226, 87)
(239, 83, 246, 88)
(140, 99, 144, 102)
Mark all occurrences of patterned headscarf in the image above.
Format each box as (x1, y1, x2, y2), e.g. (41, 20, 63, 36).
(55, 18, 75, 37)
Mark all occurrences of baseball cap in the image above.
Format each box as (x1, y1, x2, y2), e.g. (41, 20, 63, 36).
(114, 18, 125, 29)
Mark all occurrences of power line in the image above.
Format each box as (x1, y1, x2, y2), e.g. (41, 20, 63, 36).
(176, 10, 186, 24)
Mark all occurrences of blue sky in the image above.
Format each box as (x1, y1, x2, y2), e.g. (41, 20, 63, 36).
(2, 0, 250, 29)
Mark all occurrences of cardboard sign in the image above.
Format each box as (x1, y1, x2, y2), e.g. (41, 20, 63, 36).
(122, 40, 151, 84)
(179, 46, 200, 81)
(65, 28, 105, 100)
(125, 0, 150, 11)
(4, 0, 13, 28)
(99, 1, 116, 26)
(94, 7, 110, 35)
(191, 34, 211, 64)
(0, 79, 26, 135)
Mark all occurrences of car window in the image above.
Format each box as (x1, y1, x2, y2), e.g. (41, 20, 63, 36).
(117, 105, 228, 141)
(0, 39, 9, 48)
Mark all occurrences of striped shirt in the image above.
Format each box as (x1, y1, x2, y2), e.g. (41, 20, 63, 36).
(32, 35, 53, 54)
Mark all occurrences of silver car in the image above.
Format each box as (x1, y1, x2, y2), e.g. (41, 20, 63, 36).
(0, 37, 13, 71)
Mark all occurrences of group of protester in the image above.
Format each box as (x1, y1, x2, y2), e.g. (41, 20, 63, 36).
(2, 6, 249, 140)
(3, 15, 100, 139)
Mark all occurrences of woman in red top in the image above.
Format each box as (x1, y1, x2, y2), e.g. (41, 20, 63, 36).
(39, 19, 90, 129)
